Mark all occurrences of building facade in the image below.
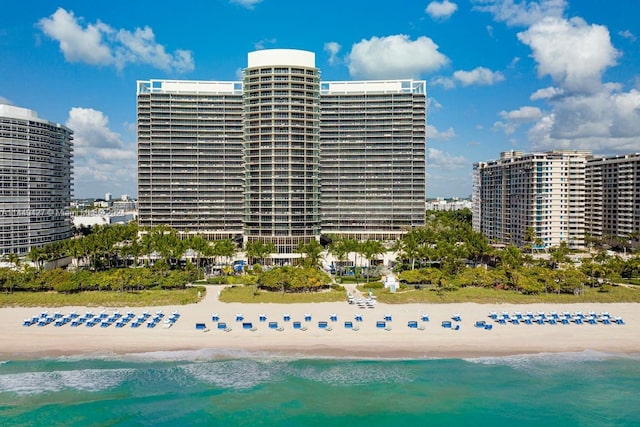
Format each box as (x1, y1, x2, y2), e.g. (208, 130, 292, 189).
(137, 49, 427, 257)
(137, 80, 245, 240)
(0, 104, 73, 255)
(319, 80, 426, 240)
(473, 150, 589, 249)
(585, 153, 640, 239)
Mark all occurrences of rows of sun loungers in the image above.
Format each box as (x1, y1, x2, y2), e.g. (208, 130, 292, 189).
(487, 311, 626, 325)
(23, 310, 180, 329)
(202, 312, 432, 332)
(348, 294, 377, 308)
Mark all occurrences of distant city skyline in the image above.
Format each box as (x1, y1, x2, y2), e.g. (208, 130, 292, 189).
(1, 1, 638, 198)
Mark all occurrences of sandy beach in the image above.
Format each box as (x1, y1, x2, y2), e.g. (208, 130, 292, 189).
(2, 285, 638, 360)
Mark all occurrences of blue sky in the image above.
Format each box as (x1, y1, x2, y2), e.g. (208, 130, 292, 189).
(1, 0, 639, 199)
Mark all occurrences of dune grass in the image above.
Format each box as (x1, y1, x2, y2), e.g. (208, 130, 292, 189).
(372, 285, 640, 304)
(218, 285, 346, 303)
(0, 287, 204, 308)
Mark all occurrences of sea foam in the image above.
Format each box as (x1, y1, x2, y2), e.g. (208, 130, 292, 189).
(0, 368, 134, 395)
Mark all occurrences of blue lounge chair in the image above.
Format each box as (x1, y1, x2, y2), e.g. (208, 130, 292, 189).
(547, 318, 557, 325)
(484, 324, 493, 330)
(408, 321, 418, 329)
(475, 320, 486, 328)
(235, 314, 244, 322)
(212, 314, 220, 322)
(452, 314, 461, 322)
(195, 323, 207, 330)
(131, 322, 141, 328)
(242, 322, 253, 330)
(441, 320, 452, 328)
(384, 314, 392, 321)
(146, 322, 156, 328)
(344, 321, 353, 329)
(304, 314, 312, 322)
(259, 314, 267, 322)
(293, 321, 302, 329)
(511, 319, 520, 325)
(330, 314, 338, 322)
(453, 324, 460, 330)
(355, 314, 363, 322)
(268, 321, 278, 329)
(283, 314, 291, 322)
(217, 322, 228, 330)
(318, 321, 328, 329)
(376, 321, 386, 329)
(421, 314, 430, 322)
(23, 319, 33, 327)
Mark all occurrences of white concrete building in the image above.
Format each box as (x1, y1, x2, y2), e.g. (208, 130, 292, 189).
(0, 104, 73, 255)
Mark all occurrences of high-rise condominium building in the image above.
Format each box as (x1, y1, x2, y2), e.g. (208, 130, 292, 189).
(585, 153, 640, 239)
(473, 150, 589, 249)
(319, 80, 426, 240)
(137, 80, 244, 240)
(0, 104, 73, 255)
(137, 49, 426, 258)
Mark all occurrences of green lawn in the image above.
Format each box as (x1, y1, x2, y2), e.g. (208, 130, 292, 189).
(218, 285, 347, 303)
(372, 285, 640, 304)
(0, 287, 204, 308)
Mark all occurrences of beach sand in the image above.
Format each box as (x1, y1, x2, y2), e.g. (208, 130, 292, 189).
(2, 285, 639, 359)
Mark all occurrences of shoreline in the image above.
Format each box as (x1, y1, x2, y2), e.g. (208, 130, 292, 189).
(2, 285, 639, 361)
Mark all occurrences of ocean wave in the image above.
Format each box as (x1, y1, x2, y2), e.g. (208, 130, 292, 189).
(0, 368, 134, 395)
(178, 360, 279, 389)
(463, 350, 640, 375)
(291, 361, 413, 386)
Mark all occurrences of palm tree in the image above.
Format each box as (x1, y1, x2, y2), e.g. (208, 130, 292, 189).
(359, 240, 385, 282)
(29, 246, 46, 271)
(327, 237, 348, 276)
(245, 240, 275, 266)
(296, 239, 324, 268)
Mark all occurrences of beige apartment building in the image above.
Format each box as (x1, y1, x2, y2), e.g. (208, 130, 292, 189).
(473, 150, 590, 249)
(474, 150, 640, 250)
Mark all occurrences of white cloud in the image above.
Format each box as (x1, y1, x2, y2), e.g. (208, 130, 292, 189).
(37, 8, 112, 66)
(254, 38, 276, 50)
(230, 0, 262, 9)
(494, 106, 543, 135)
(472, 0, 567, 27)
(427, 124, 456, 140)
(530, 86, 563, 100)
(66, 108, 136, 197)
(618, 30, 636, 41)
(529, 86, 640, 153)
(427, 97, 443, 110)
(0, 96, 14, 105)
(499, 106, 542, 123)
(38, 7, 194, 73)
(453, 67, 505, 86)
(426, 1, 458, 20)
(517, 17, 619, 94)
(347, 35, 448, 79)
(492, 121, 517, 135)
(324, 42, 341, 65)
(431, 76, 455, 89)
(427, 148, 468, 169)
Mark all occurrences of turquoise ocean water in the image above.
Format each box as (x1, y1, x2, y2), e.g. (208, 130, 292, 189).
(1, 350, 638, 426)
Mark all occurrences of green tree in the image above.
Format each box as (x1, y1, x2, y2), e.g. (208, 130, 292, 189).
(296, 239, 324, 268)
